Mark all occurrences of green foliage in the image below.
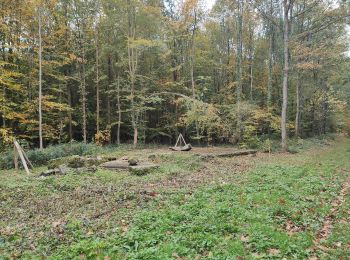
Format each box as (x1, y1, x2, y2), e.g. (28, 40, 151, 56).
(181, 100, 284, 147)
(0, 0, 349, 148)
(0, 142, 103, 170)
(181, 99, 222, 143)
(1, 138, 348, 258)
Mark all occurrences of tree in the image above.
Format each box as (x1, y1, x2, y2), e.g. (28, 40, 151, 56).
(281, 0, 294, 151)
(38, 5, 43, 149)
(0, 0, 349, 149)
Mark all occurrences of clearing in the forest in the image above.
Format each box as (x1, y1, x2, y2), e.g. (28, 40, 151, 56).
(1, 137, 350, 259)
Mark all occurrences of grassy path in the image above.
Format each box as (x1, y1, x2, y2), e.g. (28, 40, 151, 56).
(1, 138, 350, 259)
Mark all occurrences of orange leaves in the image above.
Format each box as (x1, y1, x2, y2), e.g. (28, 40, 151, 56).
(296, 62, 322, 70)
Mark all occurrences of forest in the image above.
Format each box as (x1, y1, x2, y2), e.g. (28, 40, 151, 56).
(0, 0, 349, 151)
(2, 1, 350, 259)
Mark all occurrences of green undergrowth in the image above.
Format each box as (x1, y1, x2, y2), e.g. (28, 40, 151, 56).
(0, 142, 170, 170)
(321, 179, 350, 259)
(0, 138, 349, 259)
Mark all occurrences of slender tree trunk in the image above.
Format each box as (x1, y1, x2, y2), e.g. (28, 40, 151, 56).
(281, 0, 293, 151)
(63, 2, 72, 141)
(191, 9, 197, 98)
(190, 7, 200, 144)
(95, 25, 100, 134)
(116, 74, 121, 146)
(267, 0, 274, 108)
(295, 0, 306, 138)
(107, 54, 113, 145)
(250, 64, 253, 102)
(295, 72, 301, 137)
(127, 0, 138, 148)
(249, 22, 254, 102)
(82, 48, 87, 144)
(107, 98, 111, 126)
(77, 18, 87, 144)
(67, 80, 73, 141)
(1, 38, 6, 127)
(2, 87, 5, 128)
(79, 25, 87, 144)
(107, 55, 112, 127)
(267, 29, 273, 108)
(172, 39, 178, 81)
(236, 0, 244, 138)
(133, 126, 138, 147)
(236, 1, 243, 104)
(38, 7, 43, 150)
(321, 82, 328, 135)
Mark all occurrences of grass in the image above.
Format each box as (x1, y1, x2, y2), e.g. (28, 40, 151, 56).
(0, 137, 349, 259)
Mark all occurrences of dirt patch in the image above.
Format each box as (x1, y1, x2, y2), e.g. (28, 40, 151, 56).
(284, 219, 304, 235)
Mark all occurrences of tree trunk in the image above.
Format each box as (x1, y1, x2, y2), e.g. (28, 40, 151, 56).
(236, 0, 244, 138)
(191, 9, 197, 98)
(281, 0, 293, 152)
(2, 87, 5, 128)
(127, 0, 138, 148)
(116, 74, 121, 146)
(249, 17, 254, 102)
(133, 126, 138, 148)
(107, 55, 112, 127)
(267, 29, 273, 108)
(95, 25, 100, 134)
(38, 7, 43, 150)
(321, 82, 328, 135)
(236, 0, 243, 104)
(295, 72, 301, 137)
(267, 0, 274, 108)
(80, 32, 87, 144)
(67, 81, 73, 141)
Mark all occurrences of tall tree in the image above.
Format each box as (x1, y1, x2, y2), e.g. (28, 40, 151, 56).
(38, 6, 43, 149)
(281, 0, 294, 151)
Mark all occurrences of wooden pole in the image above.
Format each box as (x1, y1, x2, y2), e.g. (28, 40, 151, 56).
(14, 141, 30, 174)
(14, 145, 19, 171)
(175, 134, 181, 147)
(19, 145, 34, 169)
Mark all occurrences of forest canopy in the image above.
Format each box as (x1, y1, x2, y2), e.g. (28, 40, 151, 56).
(0, 0, 349, 150)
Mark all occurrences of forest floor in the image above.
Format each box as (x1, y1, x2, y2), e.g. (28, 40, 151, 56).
(1, 137, 350, 259)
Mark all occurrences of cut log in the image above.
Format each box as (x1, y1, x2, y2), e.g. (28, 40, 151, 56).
(196, 149, 257, 160)
(40, 169, 60, 176)
(100, 160, 130, 169)
(129, 163, 159, 175)
(40, 165, 69, 176)
(101, 159, 159, 174)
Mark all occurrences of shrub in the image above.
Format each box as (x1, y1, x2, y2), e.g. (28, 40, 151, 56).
(95, 128, 111, 146)
(0, 142, 103, 170)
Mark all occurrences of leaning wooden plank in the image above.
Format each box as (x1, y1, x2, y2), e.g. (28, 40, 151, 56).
(14, 145, 19, 171)
(19, 144, 34, 169)
(14, 141, 30, 174)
